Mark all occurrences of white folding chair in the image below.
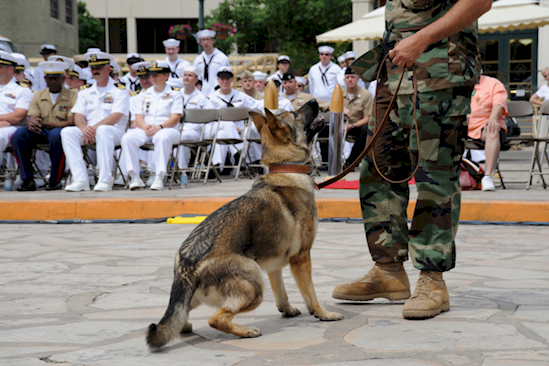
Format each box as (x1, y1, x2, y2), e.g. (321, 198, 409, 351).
(527, 100, 549, 189)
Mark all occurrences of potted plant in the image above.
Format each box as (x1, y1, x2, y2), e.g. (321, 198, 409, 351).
(211, 23, 236, 40)
(169, 24, 192, 40)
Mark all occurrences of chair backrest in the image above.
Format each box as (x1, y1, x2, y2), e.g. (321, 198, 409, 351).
(507, 101, 534, 118)
(183, 108, 220, 124)
(539, 100, 549, 116)
(219, 107, 250, 121)
(537, 101, 549, 138)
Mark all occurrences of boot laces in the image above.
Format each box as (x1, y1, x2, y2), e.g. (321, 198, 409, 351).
(352, 264, 378, 284)
(411, 275, 432, 299)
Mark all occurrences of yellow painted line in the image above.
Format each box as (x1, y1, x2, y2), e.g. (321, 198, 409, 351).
(1, 198, 548, 223)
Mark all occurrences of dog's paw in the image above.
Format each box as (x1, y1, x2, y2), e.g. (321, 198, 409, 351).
(315, 310, 344, 321)
(180, 322, 193, 334)
(244, 327, 262, 338)
(281, 306, 301, 317)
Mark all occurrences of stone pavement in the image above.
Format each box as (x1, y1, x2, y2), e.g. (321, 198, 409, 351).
(1, 222, 548, 366)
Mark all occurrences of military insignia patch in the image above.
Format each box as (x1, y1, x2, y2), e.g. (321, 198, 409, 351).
(151, 61, 157, 68)
(103, 95, 114, 104)
(139, 66, 145, 73)
(5, 93, 16, 99)
(90, 54, 97, 62)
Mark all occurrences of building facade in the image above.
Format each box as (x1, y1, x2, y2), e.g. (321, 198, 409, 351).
(0, 0, 79, 58)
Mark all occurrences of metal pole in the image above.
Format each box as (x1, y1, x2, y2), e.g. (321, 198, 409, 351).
(328, 112, 345, 176)
(198, 0, 204, 53)
(105, 0, 109, 53)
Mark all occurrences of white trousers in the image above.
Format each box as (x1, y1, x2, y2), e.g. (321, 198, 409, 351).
(210, 121, 244, 166)
(177, 129, 200, 169)
(0, 126, 17, 170)
(61, 125, 125, 184)
(121, 127, 180, 178)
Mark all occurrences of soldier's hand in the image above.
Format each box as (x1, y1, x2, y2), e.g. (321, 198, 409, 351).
(144, 125, 157, 137)
(0, 121, 11, 128)
(82, 125, 96, 139)
(389, 35, 427, 68)
(28, 118, 42, 134)
(344, 107, 351, 119)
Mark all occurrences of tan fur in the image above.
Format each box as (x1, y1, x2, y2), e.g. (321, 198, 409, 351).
(146, 101, 343, 351)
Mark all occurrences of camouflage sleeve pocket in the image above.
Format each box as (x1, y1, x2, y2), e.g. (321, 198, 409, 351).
(401, 0, 435, 9)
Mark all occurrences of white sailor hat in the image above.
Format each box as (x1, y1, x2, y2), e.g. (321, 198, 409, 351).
(318, 46, 334, 54)
(182, 65, 201, 78)
(48, 55, 75, 70)
(0, 51, 19, 66)
(39, 61, 69, 75)
(343, 51, 357, 61)
(86, 48, 102, 53)
(79, 67, 92, 81)
(84, 51, 114, 66)
(126, 53, 142, 63)
(196, 29, 216, 39)
(217, 66, 233, 78)
(277, 55, 290, 63)
(162, 38, 180, 48)
(149, 60, 171, 73)
(132, 61, 152, 76)
(12, 53, 30, 71)
(252, 71, 267, 81)
(296, 76, 307, 86)
(110, 59, 121, 74)
(337, 55, 346, 63)
(40, 44, 57, 54)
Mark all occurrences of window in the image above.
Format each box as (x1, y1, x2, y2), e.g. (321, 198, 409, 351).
(51, 0, 58, 19)
(66, 0, 73, 24)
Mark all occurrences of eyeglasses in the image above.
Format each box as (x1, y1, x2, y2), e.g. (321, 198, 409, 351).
(319, 53, 331, 56)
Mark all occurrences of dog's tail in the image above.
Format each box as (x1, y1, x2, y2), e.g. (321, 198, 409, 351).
(146, 276, 196, 351)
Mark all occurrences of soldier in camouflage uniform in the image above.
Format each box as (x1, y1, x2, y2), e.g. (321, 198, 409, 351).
(332, 0, 492, 319)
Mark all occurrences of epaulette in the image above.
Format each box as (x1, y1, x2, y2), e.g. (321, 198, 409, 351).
(171, 87, 180, 91)
(116, 83, 126, 90)
(130, 89, 142, 97)
(80, 84, 92, 90)
(16, 81, 29, 88)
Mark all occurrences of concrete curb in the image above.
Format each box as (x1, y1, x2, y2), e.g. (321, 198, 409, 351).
(3, 198, 549, 222)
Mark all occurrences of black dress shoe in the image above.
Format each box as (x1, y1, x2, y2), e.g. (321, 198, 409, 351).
(45, 182, 63, 191)
(17, 179, 36, 191)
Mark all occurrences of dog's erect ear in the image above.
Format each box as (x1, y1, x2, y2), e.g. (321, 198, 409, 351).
(297, 99, 320, 128)
(265, 108, 289, 134)
(249, 111, 267, 133)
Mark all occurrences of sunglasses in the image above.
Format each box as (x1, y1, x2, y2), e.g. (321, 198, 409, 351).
(319, 53, 331, 56)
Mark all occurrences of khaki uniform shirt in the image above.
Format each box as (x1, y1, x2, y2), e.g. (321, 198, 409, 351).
(248, 89, 264, 101)
(282, 90, 329, 112)
(27, 86, 78, 124)
(343, 87, 373, 125)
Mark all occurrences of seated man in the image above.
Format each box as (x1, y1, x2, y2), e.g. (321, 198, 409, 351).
(252, 71, 267, 94)
(239, 70, 263, 100)
(468, 74, 508, 191)
(342, 67, 373, 168)
(282, 70, 328, 111)
(0, 51, 34, 178)
(12, 61, 78, 191)
(61, 51, 129, 192)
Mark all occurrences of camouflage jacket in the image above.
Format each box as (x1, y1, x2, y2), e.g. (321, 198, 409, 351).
(354, 0, 481, 95)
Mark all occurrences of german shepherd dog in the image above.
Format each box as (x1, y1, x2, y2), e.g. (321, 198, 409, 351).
(146, 100, 343, 351)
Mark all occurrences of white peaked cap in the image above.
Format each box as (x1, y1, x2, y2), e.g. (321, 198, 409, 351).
(39, 61, 69, 74)
(12, 53, 30, 69)
(48, 55, 75, 70)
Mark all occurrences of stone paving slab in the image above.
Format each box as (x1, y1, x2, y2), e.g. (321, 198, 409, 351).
(0, 223, 548, 365)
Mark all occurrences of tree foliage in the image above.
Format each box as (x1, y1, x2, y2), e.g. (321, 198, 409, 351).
(78, 1, 104, 54)
(207, 0, 353, 73)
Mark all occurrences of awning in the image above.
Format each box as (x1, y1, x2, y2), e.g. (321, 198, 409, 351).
(316, 0, 549, 43)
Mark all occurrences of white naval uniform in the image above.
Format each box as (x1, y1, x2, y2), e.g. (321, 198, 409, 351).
(193, 48, 230, 96)
(308, 61, 343, 103)
(266, 70, 285, 95)
(61, 78, 129, 185)
(122, 85, 183, 179)
(209, 89, 262, 165)
(119, 73, 141, 93)
(337, 67, 366, 90)
(33, 67, 47, 92)
(165, 56, 191, 81)
(0, 79, 34, 169)
(177, 88, 214, 169)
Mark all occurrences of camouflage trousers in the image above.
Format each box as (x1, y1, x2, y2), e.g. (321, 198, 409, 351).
(359, 78, 472, 272)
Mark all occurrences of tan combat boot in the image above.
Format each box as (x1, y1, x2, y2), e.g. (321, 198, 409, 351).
(402, 270, 450, 319)
(332, 263, 411, 301)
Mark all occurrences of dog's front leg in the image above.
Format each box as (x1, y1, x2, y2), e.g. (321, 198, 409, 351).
(289, 251, 344, 321)
(268, 269, 301, 317)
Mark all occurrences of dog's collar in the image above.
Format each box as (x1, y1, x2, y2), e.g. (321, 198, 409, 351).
(268, 162, 313, 175)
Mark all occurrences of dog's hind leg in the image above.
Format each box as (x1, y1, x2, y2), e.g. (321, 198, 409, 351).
(289, 251, 344, 321)
(207, 260, 264, 338)
(268, 269, 301, 317)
